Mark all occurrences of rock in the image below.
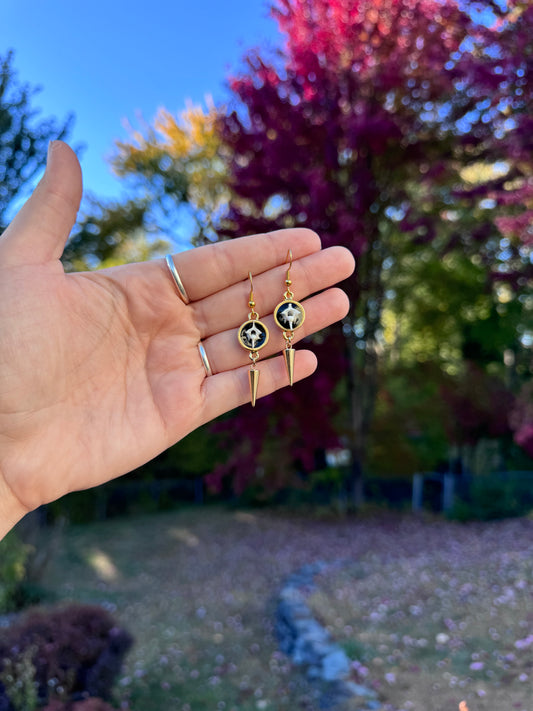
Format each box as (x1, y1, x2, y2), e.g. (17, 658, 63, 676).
(321, 649, 351, 681)
(341, 681, 379, 699)
(294, 617, 330, 641)
(275, 561, 381, 710)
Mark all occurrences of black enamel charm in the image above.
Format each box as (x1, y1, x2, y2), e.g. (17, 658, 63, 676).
(274, 300, 305, 332)
(238, 319, 269, 351)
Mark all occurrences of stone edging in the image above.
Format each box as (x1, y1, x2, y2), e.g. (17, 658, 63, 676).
(276, 561, 381, 710)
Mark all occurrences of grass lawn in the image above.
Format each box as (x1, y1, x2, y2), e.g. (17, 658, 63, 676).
(39, 506, 533, 711)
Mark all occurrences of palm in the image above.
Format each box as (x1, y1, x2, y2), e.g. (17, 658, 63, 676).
(0, 259, 203, 507)
(0, 142, 354, 532)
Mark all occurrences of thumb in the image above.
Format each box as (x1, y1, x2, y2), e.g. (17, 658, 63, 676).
(0, 141, 83, 266)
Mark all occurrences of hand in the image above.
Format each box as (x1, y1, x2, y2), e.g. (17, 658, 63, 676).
(0, 142, 355, 537)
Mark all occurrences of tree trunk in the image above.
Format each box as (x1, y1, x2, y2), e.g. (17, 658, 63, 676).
(343, 227, 384, 508)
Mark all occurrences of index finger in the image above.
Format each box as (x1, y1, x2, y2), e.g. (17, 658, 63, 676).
(166, 228, 321, 302)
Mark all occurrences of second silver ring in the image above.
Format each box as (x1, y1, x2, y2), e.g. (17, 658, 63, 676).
(198, 343, 213, 377)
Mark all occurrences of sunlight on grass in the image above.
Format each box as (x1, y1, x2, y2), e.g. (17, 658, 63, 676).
(86, 548, 120, 582)
(168, 527, 201, 547)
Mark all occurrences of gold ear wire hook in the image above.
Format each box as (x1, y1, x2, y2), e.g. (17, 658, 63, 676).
(248, 271, 255, 307)
(285, 249, 293, 288)
(248, 271, 259, 319)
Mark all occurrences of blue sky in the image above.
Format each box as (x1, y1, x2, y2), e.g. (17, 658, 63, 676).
(1, 0, 280, 201)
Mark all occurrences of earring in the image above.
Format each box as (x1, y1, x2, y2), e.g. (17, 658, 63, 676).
(274, 250, 306, 385)
(238, 272, 270, 407)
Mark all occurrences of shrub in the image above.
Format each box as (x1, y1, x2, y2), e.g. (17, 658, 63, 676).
(0, 513, 65, 613)
(451, 475, 533, 521)
(0, 533, 33, 613)
(0, 644, 38, 711)
(0, 604, 133, 710)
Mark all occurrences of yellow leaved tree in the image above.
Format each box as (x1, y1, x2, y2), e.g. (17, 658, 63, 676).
(112, 98, 229, 247)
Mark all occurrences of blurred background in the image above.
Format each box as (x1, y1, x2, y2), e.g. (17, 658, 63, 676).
(1, 1, 532, 710)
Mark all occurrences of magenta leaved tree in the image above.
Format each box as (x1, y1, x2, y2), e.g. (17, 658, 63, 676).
(206, 0, 531, 502)
(208, 0, 513, 500)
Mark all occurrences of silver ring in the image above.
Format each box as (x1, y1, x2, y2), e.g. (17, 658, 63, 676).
(198, 343, 213, 377)
(165, 254, 190, 304)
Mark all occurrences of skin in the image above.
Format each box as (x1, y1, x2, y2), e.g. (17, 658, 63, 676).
(0, 141, 355, 539)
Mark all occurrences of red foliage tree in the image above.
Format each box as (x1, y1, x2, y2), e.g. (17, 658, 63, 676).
(487, 3, 533, 252)
(208, 0, 532, 497)
(450, 2, 533, 286)
(441, 362, 515, 446)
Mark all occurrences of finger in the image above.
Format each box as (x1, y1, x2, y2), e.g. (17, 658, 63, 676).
(201, 287, 349, 375)
(0, 141, 82, 266)
(167, 228, 321, 302)
(200, 349, 319, 421)
(193, 245, 355, 339)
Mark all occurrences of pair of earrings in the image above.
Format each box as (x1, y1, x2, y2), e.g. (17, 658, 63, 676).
(238, 250, 306, 407)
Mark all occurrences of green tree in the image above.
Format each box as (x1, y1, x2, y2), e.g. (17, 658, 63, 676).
(61, 197, 168, 272)
(0, 50, 72, 232)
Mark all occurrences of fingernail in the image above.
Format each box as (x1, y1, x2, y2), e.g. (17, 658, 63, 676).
(45, 140, 58, 174)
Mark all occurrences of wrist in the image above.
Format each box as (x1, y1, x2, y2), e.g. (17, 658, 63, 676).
(0, 470, 29, 540)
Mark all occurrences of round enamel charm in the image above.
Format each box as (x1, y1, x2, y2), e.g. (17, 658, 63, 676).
(274, 300, 305, 332)
(238, 319, 270, 351)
